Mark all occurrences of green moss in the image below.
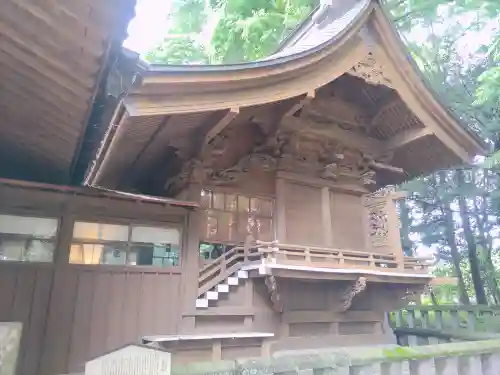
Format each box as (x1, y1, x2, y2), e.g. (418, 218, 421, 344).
(171, 340, 500, 375)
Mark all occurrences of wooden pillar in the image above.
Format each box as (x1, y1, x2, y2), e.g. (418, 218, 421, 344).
(179, 184, 203, 332)
(275, 178, 287, 243)
(321, 187, 332, 247)
(54, 212, 75, 265)
(386, 197, 404, 269)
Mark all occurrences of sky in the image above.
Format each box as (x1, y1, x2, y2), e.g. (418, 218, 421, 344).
(123, 0, 172, 55)
(123, 0, 498, 59)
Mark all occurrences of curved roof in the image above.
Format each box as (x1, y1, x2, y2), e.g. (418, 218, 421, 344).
(85, 0, 487, 192)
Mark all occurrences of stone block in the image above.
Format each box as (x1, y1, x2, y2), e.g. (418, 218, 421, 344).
(0, 322, 22, 375)
(85, 344, 171, 375)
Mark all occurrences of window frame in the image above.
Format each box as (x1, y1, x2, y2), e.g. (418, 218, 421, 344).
(69, 218, 183, 269)
(0, 213, 59, 264)
(200, 189, 275, 244)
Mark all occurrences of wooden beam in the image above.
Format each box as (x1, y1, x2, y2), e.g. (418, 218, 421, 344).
(205, 107, 239, 144)
(368, 161, 406, 175)
(304, 97, 369, 127)
(386, 128, 433, 150)
(281, 116, 385, 155)
(283, 91, 315, 118)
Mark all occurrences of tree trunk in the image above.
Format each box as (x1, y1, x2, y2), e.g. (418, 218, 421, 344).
(443, 200, 470, 305)
(474, 195, 500, 304)
(456, 170, 488, 305)
(399, 200, 413, 256)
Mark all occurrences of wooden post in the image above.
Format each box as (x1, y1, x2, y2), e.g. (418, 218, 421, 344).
(386, 196, 404, 269)
(179, 184, 203, 332)
(406, 309, 418, 346)
(321, 187, 333, 247)
(466, 311, 476, 331)
(275, 178, 287, 243)
(450, 310, 460, 330)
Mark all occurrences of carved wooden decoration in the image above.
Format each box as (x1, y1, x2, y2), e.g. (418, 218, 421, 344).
(349, 53, 394, 89)
(341, 277, 367, 312)
(265, 275, 283, 313)
(363, 186, 397, 248)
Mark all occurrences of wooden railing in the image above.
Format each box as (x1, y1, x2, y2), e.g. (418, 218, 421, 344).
(391, 305, 500, 346)
(197, 240, 432, 297)
(257, 241, 432, 274)
(198, 237, 260, 296)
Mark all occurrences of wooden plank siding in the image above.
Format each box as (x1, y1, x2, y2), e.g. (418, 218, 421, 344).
(0, 263, 55, 375)
(0, 263, 182, 375)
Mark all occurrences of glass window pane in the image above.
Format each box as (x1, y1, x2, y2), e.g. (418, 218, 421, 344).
(131, 226, 180, 245)
(237, 214, 252, 236)
(0, 215, 57, 238)
(238, 196, 250, 213)
(130, 244, 154, 266)
(256, 218, 273, 241)
(205, 215, 218, 239)
(24, 240, 54, 262)
(69, 243, 104, 264)
(73, 222, 128, 242)
(216, 212, 234, 241)
(250, 198, 273, 216)
(200, 189, 212, 208)
(130, 244, 179, 267)
(101, 245, 127, 265)
(0, 238, 54, 263)
(153, 245, 166, 257)
(152, 257, 163, 267)
(225, 194, 237, 212)
(0, 239, 24, 261)
(213, 193, 225, 210)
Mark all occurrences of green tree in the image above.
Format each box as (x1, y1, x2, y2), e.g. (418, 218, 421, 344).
(145, 0, 317, 64)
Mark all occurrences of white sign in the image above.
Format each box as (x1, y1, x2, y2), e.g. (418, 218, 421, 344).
(85, 345, 171, 375)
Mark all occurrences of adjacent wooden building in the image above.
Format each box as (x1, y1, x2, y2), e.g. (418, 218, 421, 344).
(0, 0, 487, 374)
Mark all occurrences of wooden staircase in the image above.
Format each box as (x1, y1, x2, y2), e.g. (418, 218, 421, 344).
(196, 236, 260, 309)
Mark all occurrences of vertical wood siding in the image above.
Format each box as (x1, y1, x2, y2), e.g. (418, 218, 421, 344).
(0, 263, 182, 375)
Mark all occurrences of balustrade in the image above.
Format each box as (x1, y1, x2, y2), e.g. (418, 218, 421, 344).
(171, 340, 500, 375)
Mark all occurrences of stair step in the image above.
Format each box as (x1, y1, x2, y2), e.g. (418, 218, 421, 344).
(206, 291, 219, 300)
(217, 284, 230, 293)
(227, 277, 239, 285)
(237, 270, 249, 279)
(196, 299, 209, 308)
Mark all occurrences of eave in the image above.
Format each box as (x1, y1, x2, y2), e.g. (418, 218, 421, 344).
(86, 0, 488, 191)
(0, 0, 136, 185)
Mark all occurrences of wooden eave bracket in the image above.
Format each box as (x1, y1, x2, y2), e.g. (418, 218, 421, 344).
(265, 275, 283, 313)
(340, 276, 367, 312)
(205, 107, 240, 144)
(283, 91, 315, 118)
(386, 127, 433, 150)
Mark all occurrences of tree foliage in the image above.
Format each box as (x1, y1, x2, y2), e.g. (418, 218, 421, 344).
(144, 0, 317, 64)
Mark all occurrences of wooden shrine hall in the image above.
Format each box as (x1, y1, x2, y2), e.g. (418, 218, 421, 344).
(0, 0, 487, 374)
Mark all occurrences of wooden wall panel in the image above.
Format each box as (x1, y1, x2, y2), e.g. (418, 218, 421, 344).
(57, 266, 183, 374)
(0, 263, 55, 375)
(283, 182, 323, 246)
(330, 192, 366, 251)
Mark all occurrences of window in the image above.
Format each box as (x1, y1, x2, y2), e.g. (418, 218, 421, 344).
(69, 221, 181, 267)
(200, 190, 274, 243)
(0, 214, 58, 262)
